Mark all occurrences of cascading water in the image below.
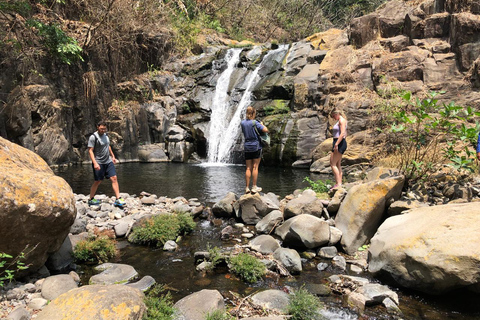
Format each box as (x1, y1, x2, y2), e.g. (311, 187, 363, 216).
(206, 48, 242, 163)
(208, 45, 289, 163)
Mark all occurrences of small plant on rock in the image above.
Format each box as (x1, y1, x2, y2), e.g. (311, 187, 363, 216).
(143, 284, 176, 320)
(205, 309, 234, 320)
(128, 213, 196, 247)
(205, 244, 223, 271)
(0, 250, 30, 288)
(303, 177, 333, 194)
(228, 253, 266, 283)
(287, 287, 324, 320)
(73, 236, 117, 264)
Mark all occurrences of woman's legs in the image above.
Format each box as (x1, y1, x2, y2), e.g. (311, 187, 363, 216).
(252, 157, 261, 187)
(245, 159, 253, 189)
(330, 151, 343, 186)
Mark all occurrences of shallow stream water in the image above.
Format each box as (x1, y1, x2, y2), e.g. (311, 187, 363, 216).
(53, 163, 480, 320)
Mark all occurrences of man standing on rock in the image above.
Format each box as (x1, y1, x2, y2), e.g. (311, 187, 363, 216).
(87, 121, 126, 208)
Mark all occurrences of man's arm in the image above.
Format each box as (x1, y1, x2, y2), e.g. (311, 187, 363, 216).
(89, 147, 100, 170)
(109, 146, 117, 164)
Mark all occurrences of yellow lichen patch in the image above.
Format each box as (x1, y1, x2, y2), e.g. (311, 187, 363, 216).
(110, 302, 133, 319)
(306, 29, 347, 50)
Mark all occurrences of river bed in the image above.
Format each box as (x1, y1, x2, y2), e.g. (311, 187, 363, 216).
(53, 163, 480, 320)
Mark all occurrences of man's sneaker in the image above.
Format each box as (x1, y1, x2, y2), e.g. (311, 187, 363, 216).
(251, 185, 262, 193)
(88, 198, 101, 206)
(114, 198, 126, 207)
(245, 187, 251, 194)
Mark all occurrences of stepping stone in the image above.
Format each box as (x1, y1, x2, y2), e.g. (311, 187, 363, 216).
(89, 263, 138, 285)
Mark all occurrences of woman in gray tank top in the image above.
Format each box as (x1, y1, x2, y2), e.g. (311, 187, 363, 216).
(330, 109, 347, 189)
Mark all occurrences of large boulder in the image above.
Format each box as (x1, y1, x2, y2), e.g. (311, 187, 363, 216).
(335, 176, 404, 255)
(41, 274, 78, 301)
(238, 193, 274, 225)
(275, 214, 330, 249)
(36, 284, 145, 320)
(369, 202, 480, 294)
(0, 137, 76, 274)
(255, 210, 284, 234)
(250, 289, 290, 313)
(212, 192, 237, 218)
(284, 189, 324, 219)
(273, 248, 302, 273)
(173, 289, 225, 320)
(249, 235, 281, 254)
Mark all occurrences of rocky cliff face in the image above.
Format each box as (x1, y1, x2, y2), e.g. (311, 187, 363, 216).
(0, 0, 478, 167)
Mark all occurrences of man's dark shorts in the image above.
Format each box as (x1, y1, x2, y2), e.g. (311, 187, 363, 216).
(245, 149, 262, 160)
(92, 162, 117, 181)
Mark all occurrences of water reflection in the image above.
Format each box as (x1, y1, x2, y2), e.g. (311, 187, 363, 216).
(53, 162, 316, 202)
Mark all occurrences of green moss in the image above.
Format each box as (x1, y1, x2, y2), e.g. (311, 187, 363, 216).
(228, 253, 266, 283)
(128, 213, 196, 247)
(264, 100, 291, 116)
(73, 237, 117, 264)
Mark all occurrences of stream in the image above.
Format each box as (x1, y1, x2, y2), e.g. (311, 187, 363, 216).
(53, 163, 480, 320)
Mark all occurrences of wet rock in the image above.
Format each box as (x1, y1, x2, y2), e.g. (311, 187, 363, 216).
(358, 283, 399, 306)
(46, 235, 74, 272)
(126, 275, 156, 292)
(89, 263, 138, 285)
(369, 202, 480, 293)
(249, 235, 281, 254)
(317, 262, 328, 271)
(255, 210, 283, 234)
(41, 274, 78, 301)
(346, 291, 366, 313)
(332, 256, 347, 271)
(273, 248, 302, 274)
(163, 240, 178, 251)
(305, 283, 331, 296)
(36, 285, 145, 320)
(212, 192, 237, 218)
(220, 225, 234, 240)
(173, 289, 225, 320)
(335, 176, 404, 254)
(275, 214, 330, 249)
(251, 289, 290, 313)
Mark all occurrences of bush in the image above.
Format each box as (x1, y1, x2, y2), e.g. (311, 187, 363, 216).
(73, 236, 117, 264)
(205, 310, 234, 320)
(287, 287, 323, 320)
(228, 253, 266, 283)
(205, 245, 223, 271)
(128, 213, 196, 247)
(390, 91, 480, 183)
(303, 177, 333, 193)
(143, 284, 176, 320)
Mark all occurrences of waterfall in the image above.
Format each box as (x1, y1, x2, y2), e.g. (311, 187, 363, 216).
(206, 48, 242, 163)
(209, 45, 289, 163)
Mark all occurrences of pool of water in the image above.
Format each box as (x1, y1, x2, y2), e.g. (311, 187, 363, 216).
(53, 162, 315, 202)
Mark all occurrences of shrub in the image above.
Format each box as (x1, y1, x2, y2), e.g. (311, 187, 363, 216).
(205, 309, 234, 320)
(143, 284, 176, 320)
(73, 236, 117, 264)
(228, 253, 266, 283)
(205, 245, 223, 271)
(287, 287, 323, 320)
(390, 91, 480, 183)
(128, 213, 196, 247)
(26, 20, 84, 65)
(264, 102, 290, 116)
(303, 177, 333, 193)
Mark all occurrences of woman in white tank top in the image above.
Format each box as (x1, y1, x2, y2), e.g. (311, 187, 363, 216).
(330, 109, 347, 189)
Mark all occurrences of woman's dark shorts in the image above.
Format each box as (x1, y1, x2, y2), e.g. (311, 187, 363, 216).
(332, 138, 347, 154)
(92, 161, 117, 181)
(245, 149, 262, 160)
